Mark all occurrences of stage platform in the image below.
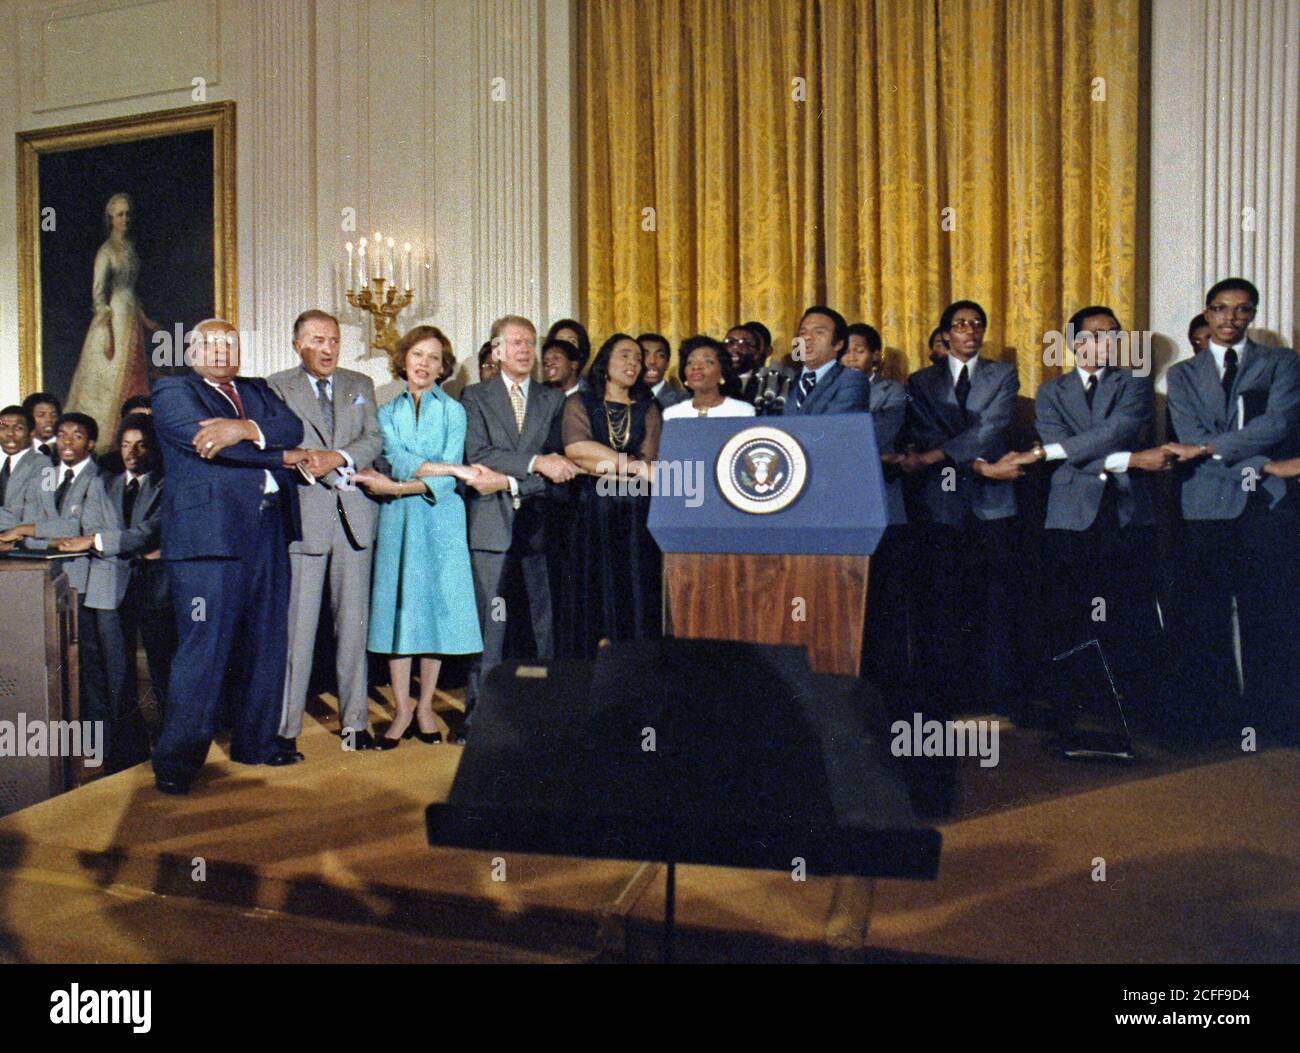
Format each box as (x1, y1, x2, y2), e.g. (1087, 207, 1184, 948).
(1, 688, 1297, 963)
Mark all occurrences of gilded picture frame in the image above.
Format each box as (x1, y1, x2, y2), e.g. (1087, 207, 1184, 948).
(16, 101, 236, 440)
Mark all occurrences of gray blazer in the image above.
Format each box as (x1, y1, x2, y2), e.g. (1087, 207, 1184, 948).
(0, 449, 51, 530)
(1035, 368, 1155, 531)
(80, 471, 163, 609)
(461, 376, 566, 553)
(268, 366, 383, 554)
(21, 459, 101, 595)
(1166, 340, 1300, 520)
(869, 377, 907, 526)
(905, 358, 1019, 524)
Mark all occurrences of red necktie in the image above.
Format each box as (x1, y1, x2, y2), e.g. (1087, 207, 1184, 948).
(216, 380, 245, 419)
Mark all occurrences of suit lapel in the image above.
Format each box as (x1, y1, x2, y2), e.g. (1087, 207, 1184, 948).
(294, 370, 331, 444)
(1094, 368, 1121, 420)
(929, 363, 965, 435)
(190, 373, 238, 420)
(1059, 372, 1090, 431)
(1229, 340, 1266, 408)
(520, 381, 548, 448)
(1193, 348, 1228, 429)
(803, 363, 837, 413)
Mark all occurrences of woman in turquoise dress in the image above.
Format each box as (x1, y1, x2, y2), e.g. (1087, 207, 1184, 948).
(355, 325, 484, 747)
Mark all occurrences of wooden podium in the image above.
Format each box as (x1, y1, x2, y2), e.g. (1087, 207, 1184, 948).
(0, 558, 79, 816)
(650, 416, 885, 678)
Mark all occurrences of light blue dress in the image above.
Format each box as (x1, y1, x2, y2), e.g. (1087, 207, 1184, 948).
(367, 386, 483, 656)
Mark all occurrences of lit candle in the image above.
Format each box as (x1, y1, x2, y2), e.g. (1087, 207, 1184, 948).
(373, 232, 382, 280)
(358, 237, 367, 285)
(386, 238, 395, 286)
(402, 242, 412, 291)
(345, 241, 354, 293)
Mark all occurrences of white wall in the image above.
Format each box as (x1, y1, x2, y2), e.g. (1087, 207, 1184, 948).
(1148, 0, 1300, 392)
(0, 0, 576, 407)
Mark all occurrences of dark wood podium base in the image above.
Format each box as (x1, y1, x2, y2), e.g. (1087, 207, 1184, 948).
(662, 553, 870, 676)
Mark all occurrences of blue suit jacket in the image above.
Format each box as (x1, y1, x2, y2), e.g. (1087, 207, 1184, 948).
(783, 361, 872, 415)
(1035, 368, 1155, 531)
(1166, 340, 1300, 520)
(151, 372, 304, 559)
(905, 357, 1019, 524)
(869, 377, 908, 526)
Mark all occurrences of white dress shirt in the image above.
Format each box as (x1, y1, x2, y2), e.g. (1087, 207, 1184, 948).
(948, 353, 979, 387)
(1208, 338, 1247, 380)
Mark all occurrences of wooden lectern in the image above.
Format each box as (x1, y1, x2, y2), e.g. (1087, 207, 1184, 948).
(0, 558, 79, 816)
(650, 415, 885, 677)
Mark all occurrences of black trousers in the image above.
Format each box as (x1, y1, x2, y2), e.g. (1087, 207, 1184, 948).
(862, 524, 911, 712)
(1041, 501, 1164, 731)
(119, 563, 177, 718)
(911, 515, 1022, 719)
(1174, 492, 1300, 740)
(79, 600, 150, 773)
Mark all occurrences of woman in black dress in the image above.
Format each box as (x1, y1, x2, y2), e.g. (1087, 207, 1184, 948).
(560, 333, 663, 657)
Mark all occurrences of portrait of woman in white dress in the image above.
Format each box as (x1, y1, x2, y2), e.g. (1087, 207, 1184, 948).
(64, 192, 158, 448)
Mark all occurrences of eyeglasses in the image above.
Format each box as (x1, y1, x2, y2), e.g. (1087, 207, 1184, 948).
(949, 318, 985, 331)
(1206, 303, 1256, 318)
(724, 336, 757, 347)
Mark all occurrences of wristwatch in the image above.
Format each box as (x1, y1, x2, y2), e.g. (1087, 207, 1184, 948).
(1032, 443, 1046, 461)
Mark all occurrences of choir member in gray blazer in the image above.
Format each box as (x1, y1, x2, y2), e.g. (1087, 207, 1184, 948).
(0, 405, 47, 529)
(1031, 307, 1174, 727)
(268, 310, 384, 755)
(900, 301, 1025, 733)
(1163, 278, 1300, 740)
(68, 415, 168, 769)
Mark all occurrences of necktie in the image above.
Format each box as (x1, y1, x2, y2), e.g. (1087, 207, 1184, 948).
(798, 371, 817, 406)
(217, 380, 245, 419)
(316, 378, 335, 442)
(955, 364, 971, 416)
(1222, 347, 1238, 410)
(55, 467, 74, 513)
(1084, 372, 1097, 410)
(38, 442, 53, 459)
(510, 382, 526, 432)
(123, 477, 140, 525)
(0, 456, 10, 505)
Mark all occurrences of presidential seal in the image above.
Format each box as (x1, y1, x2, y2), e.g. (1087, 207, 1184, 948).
(715, 426, 808, 514)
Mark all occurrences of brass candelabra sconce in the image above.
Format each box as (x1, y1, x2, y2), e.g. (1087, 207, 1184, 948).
(344, 233, 413, 355)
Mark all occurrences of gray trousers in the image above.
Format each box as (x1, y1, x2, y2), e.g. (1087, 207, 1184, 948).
(279, 536, 374, 737)
(466, 547, 553, 719)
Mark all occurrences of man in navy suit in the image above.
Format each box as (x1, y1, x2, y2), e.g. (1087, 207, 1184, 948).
(149, 319, 307, 794)
(901, 300, 1026, 726)
(784, 306, 872, 416)
(1164, 278, 1300, 742)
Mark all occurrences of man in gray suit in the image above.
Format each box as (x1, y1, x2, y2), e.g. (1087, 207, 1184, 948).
(460, 315, 578, 740)
(269, 310, 383, 757)
(1164, 278, 1300, 741)
(1027, 306, 1175, 727)
(0, 405, 46, 528)
(901, 300, 1026, 725)
(52, 413, 169, 770)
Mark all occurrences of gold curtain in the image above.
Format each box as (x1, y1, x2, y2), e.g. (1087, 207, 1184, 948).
(578, 0, 1139, 394)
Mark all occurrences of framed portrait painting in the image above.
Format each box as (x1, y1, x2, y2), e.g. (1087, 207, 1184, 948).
(17, 101, 236, 446)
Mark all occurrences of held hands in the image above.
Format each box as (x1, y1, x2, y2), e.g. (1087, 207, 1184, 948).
(1264, 457, 1300, 479)
(52, 536, 95, 553)
(1162, 442, 1210, 463)
(300, 450, 346, 478)
(282, 448, 312, 467)
(194, 418, 257, 459)
(0, 525, 33, 544)
(1129, 447, 1178, 472)
(973, 451, 1027, 481)
(534, 453, 579, 483)
(465, 465, 512, 494)
(352, 467, 400, 496)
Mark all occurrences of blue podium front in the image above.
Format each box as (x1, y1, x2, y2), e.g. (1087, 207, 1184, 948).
(648, 414, 887, 555)
(648, 413, 887, 676)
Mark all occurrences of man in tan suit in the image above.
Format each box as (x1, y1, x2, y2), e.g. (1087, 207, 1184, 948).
(269, 310, 383, 756)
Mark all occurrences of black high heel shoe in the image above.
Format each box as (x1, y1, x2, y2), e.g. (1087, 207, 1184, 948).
(412, 727, 443, 745)
(376, 716, 415, 750)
